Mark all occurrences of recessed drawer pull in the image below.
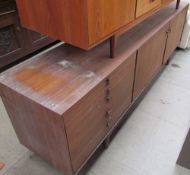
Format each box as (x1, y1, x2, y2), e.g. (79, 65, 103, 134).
(106, 78, 110, 86)
(106, 95, 112, 102)
(106, 89, 111, 102)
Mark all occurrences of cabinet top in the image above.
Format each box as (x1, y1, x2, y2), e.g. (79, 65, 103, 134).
(0, 2, 188, 115)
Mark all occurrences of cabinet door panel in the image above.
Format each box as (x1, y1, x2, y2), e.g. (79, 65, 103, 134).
(109, 53, 136, 127)
(163, 7, 187, 64)
(136, 0, 161, 17)
(134, 25, 168, 99)
(64, 82, 107, 172)
(87, 0, 136, 45)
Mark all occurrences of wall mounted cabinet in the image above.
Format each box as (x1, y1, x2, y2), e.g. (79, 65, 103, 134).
(15, 0, 179, 56)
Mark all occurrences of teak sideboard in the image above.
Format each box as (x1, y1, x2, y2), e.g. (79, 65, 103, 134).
(15, 0, 180, 57)
(0, 2, 188, 175)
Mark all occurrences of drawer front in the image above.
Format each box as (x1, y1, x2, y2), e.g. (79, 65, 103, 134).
(136, 0, 161, 17)
(64, 82, 107, 172)
(106, 53, 136, 128)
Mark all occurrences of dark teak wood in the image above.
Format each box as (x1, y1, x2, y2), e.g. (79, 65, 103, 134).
(0, 2, 188, 175)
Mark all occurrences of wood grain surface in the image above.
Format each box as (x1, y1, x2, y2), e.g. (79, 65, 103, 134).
(164, 6, 187, 64)
(0, 2, 188, 175)
(136, 0, 161, 17)
(16, 0, 176, 49)
(133, 24, 169, 99)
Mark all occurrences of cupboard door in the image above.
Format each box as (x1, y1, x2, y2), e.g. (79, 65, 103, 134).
(108, 53, 136, 128)
(64, 82, 107, 172)
(136, 0, 161, 17)
(133, 25, 168, 99)
(163, 8, 187, 64)
(87, 0, 136, 45)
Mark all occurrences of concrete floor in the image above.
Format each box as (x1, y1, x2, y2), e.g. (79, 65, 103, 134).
(1, 49, 190, 175)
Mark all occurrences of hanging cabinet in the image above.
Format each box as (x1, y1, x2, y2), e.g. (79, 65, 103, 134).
(15, 0, 179, 57)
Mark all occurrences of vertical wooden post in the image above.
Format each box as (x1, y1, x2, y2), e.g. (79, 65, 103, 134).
(176, 0, 180, 9)
(110, 36, 117, 58)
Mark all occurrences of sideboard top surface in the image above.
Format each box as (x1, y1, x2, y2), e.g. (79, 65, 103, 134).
(0, 2, 188, 116)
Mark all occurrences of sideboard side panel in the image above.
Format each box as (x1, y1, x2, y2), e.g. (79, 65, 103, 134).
(0, 86, 73, 175)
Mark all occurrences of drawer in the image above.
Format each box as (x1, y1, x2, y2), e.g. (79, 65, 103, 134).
(106, 53, 136, 129)
(136, 0, 162, 17)
(64, 81, 108, 172)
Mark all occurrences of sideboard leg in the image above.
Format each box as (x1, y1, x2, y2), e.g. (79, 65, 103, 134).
(176, 0, 180, 9)
(110, 36, 117, 58)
